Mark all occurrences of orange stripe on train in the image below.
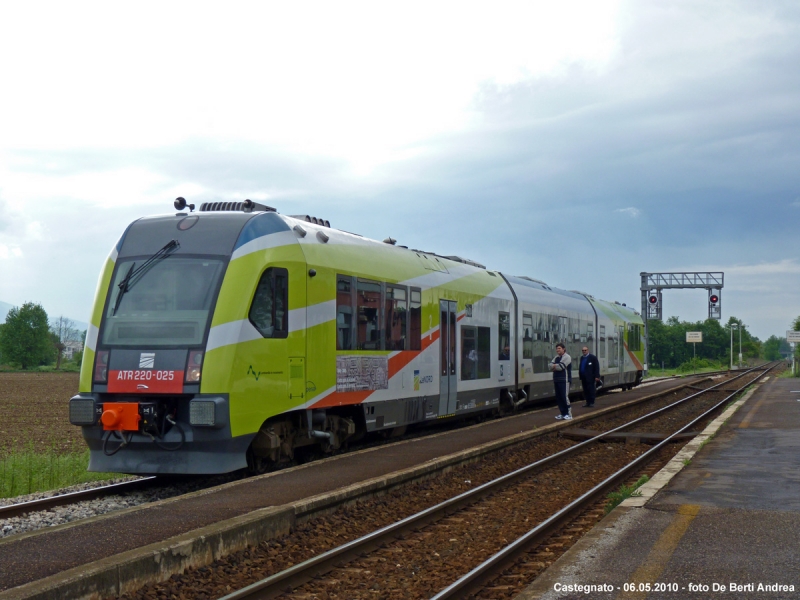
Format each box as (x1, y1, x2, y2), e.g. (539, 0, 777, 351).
(310, 324, 446, 408)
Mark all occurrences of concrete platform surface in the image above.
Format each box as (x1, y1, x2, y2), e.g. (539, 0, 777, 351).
(517, 375, 800, 600)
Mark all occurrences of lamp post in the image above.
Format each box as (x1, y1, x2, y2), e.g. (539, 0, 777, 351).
(737, 325, 742, 368)
(730, 323, 738, 370)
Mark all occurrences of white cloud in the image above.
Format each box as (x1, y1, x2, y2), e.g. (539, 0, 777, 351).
(724, 259, 800, 277)
(0, 1, 622, 171)
(0, 244, 22, 260)
(615, 207, 641, 218)
(25, 222, 44, 241)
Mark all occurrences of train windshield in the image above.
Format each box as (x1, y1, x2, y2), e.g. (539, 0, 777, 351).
(102, 256, 225, 347)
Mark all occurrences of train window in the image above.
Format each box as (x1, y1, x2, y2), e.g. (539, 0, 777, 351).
(587, 323, 594, 341)
(599, 325, 606, 359)
(103, 256, 225, 346)
(336, 275, 355, 350)
(558, 317, 568, 345)
(627, 324, 642, 352)
(249, 267, 289, 338)
(409, 288, 422, 351)
(498, 312, 510, 360)
(608, 328, 620, 368)
(385, 285, 408, 350)
(461, 326, 491, 380)
(357, 278, 382, 350)
(532, 312, 550, 373)
(522, 313, 533, 360)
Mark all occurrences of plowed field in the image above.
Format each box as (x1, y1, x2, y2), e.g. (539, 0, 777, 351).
(0, 372, 83, 458)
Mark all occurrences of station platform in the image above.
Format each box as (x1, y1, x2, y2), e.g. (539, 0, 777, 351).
(517, 375, 800, 600)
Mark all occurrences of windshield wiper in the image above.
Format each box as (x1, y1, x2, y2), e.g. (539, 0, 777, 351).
(112, 239, 180, 316)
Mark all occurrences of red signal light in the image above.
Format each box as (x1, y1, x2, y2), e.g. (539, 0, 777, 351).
(648, 295, 658, 304)
(709, 295, 719, 304)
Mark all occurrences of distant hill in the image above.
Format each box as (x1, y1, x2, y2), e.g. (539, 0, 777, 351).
(0, 300, 89, 332)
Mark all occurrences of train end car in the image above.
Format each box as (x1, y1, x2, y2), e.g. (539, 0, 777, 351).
(587, 297, 644, 390)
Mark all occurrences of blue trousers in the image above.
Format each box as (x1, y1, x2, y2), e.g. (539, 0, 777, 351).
(554, 379, 570, 415)
(581, 378, 597, 405)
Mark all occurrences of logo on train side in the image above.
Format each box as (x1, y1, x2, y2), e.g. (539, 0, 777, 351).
(139, 353, 155, 369)
(247, 365, 284, 381)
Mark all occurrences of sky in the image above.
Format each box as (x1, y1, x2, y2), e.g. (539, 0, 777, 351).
(1, 0, 799, 345)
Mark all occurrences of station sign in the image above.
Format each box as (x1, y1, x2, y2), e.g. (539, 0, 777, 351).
(686, 332, 703, 343)
(787, 331, 800, 344)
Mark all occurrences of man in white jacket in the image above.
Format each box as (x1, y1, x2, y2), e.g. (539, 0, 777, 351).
(550, 343, 572, 420)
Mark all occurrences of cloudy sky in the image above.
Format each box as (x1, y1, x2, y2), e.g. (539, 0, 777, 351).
(1, 0, 798, 344)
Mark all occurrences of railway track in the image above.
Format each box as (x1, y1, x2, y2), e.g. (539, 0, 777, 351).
(139, 364, 774, 600)
(432, 363, 775, 599)
(0, 370, 725, 526)
(0, 478, 156, 520)
(0, 369, 771, 599)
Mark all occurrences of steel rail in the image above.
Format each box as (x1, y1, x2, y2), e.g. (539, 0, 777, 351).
(0, 476, 157, 519)
(0, 366, 737, 522)
(218, 363, 774, 600)
(430, 362, 777, 599)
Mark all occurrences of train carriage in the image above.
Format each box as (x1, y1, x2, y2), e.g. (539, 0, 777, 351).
(69, 201, 644, 475)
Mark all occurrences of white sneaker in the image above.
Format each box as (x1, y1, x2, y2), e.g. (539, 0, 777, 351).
(563, 414, 573, 420)
(555, 414, 565, 420)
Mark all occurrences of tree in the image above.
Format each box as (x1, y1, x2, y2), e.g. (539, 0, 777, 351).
(648, 315, 761, 369)
(763, 335, 783, 361)
(0, 303, 54, 369)
(50, 316, 81, 370)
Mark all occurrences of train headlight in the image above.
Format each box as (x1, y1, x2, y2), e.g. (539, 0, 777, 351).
(69, 397, 97, 425)
(186, 350, 204, 383)
(94, 350, 109, 383)
(189, 400, 215, 426)
(188, 396, 227, 428)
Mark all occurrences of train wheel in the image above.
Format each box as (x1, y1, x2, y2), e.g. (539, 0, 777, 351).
(246, 447, 273, 475)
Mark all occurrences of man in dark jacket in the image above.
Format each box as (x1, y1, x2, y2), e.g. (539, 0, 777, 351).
(578, 346, 601, 407)
(549, 343, 572, 420)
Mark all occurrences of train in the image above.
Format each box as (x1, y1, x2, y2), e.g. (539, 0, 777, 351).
(69, 199, 644, 475)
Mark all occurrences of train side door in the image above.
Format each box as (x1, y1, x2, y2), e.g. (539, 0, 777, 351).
(439, 300, 458, 415)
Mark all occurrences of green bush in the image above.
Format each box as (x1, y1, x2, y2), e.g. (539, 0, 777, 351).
(676, 358, 725, 373)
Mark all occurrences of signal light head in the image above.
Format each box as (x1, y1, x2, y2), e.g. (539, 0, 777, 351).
(709, 294, 719, 304)
(648, 295, 658, 304)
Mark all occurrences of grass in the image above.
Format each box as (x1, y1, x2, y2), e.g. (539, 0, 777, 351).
(698, 435, 714, 450)
(605, 474, 649, 514)
(0, 363, 82, 373)
(645, 364, 726, 379)
(0, 446, 122, 499)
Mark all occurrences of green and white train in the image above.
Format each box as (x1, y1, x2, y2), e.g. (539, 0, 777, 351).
(69, 200, 644, 474)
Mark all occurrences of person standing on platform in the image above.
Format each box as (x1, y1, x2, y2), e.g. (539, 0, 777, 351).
(550, 343, 572, 420)
(579, 346, 601, 407)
